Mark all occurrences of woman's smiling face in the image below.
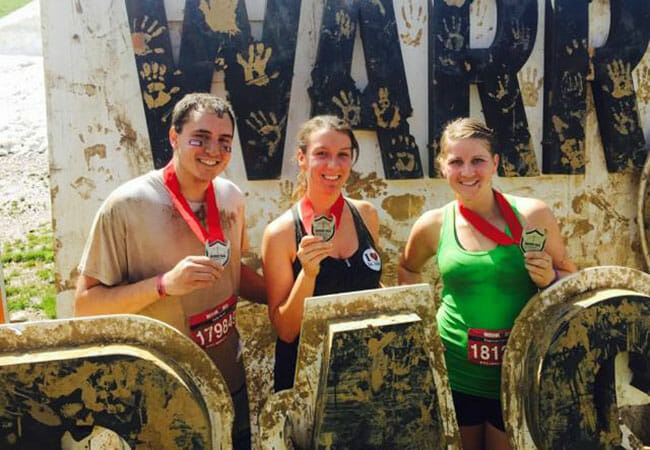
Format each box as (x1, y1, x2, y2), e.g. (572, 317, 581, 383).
(297, 128, 353, 196)
(441, 138, 499, 202)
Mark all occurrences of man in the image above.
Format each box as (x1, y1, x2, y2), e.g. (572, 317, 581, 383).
(75, 93, 265, 448)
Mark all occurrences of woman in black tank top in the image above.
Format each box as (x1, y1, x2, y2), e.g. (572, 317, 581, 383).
(261, 116, 382, 391)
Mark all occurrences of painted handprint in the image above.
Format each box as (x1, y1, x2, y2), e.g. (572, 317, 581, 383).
(438, 16, 464, 51)
(518, 67, 543, 107)
(511, 20, 531, 51)
(246, 111, 286, 157)
(560, 71, 584, 97)
(637, 64, 650, 104)
(372, 87, 401, 129)
(443, 0, 465, 7)
(607, 60, 634, 99)
(131, 16, 165, 57)
(612, 107, 636, 136)
(335, 10, 353, 40)
(237, 43, 280, 87)
(199, 0, 239, 35)
(139, 62, 180, 109)
(389, 135, 419, 173)
(332, 90, 361, 126)
(488, 74, 518, 113)
(400, 0, 425, 47)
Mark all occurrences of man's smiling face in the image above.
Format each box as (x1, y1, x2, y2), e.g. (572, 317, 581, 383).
(170, 109, 233, 188)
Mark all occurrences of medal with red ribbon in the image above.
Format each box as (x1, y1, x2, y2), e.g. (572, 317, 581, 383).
(458, 190, 522, 246)
(163, 161, 230, 266)
(299, 194, 345, 241)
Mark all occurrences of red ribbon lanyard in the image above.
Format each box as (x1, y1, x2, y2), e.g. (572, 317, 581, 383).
(299, 194, 345, 234)
(458, 190, 522, 246)
(162, 161, 225, 243)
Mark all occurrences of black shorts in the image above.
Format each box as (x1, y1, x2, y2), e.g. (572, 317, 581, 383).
(451, 390, 505, 431)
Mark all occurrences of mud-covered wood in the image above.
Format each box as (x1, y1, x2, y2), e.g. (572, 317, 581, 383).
(640, 154, 650, 271)
(428, 0, 538, 177)
(0, 351, 209, 448)
(541, 0, 589, 174)
(310, 0, 423, 179)
(313, 314, 444, 449)
(0, 315, 234, 449)
(258, 284, 461, 450)
(503, 266, 650, 450)
(590, 0, 649, 172)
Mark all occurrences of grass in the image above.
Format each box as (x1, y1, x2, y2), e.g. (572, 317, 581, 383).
(2, 225, 57, 319)
(0, 0, 33, 18)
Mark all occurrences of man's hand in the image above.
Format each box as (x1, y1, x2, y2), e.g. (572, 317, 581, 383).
(162, 256, 224, 296)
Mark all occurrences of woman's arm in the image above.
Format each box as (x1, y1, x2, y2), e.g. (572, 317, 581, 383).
(261, 215, 332, 342)
(398, 208, 444, 285)
(518, 197, 577, 287)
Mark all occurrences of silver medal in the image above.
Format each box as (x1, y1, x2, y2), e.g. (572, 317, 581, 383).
(520, 228, 547, 253)
(205, 239, 231, 266)
(311, 215, 336, 241)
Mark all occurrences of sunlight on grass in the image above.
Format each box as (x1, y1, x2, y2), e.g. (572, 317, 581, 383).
(2, 225, 57, 319)
(0, 0, 33, 19)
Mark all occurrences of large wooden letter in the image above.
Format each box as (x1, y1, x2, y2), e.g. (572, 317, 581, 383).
(429, 0, 538, 177)
(541, 0, 589, 174)
(126, 0, 302, 179)
(311, 0, 423, 179)
(590, 0, 649, 172)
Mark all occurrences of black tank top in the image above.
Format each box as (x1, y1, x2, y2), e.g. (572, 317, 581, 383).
(273, 200, 382, 391)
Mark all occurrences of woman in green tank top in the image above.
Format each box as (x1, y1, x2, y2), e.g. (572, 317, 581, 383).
(398, 118, 576, 450)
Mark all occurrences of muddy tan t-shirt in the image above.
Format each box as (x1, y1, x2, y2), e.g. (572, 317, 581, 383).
(78, 169, 248, 393)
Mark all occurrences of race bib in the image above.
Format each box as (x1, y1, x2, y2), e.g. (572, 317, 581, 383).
(188, 295, 237, 349)
(467, 328, 510, 366)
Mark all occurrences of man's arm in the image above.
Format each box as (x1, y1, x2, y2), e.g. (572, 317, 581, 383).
(75, 255, 225, 316)
(75, 274, 161, 316)
(239, 264, 267, 304)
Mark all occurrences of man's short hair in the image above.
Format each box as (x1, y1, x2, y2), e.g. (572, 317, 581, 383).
(171, 93, 236, 133)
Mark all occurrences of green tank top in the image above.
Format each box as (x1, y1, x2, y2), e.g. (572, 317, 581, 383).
(436, 200, 538, 398)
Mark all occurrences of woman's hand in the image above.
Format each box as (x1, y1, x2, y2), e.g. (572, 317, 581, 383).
(296, 235, 333, 278)
(524, 250, 556, 288)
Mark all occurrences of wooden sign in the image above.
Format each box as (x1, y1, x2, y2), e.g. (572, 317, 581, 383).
(0, 315, 235, 449)
(503, 266, 650, 449)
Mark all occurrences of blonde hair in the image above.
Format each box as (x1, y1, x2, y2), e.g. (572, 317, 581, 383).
(438, 118, 496, 165)
(292, 115, 359, 200)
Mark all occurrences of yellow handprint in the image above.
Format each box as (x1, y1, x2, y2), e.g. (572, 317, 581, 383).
(236, 43, 280, 87)
(518, 67, 543, 107)
(607, 60, 634, 99)
(612, 108, 636, 135)
(246, 111, 285, 157)
(139, 62, 180, 109)
(199, 0, 239, 35)
(372, 87, 401, 129)
(336, 10, 353, 40)
(400, 0, 426, 47)
(332, 90, 361, 126)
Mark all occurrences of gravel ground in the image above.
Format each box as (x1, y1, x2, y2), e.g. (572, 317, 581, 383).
(0, 1, 49, 245)
(0, 1, 52, 322)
